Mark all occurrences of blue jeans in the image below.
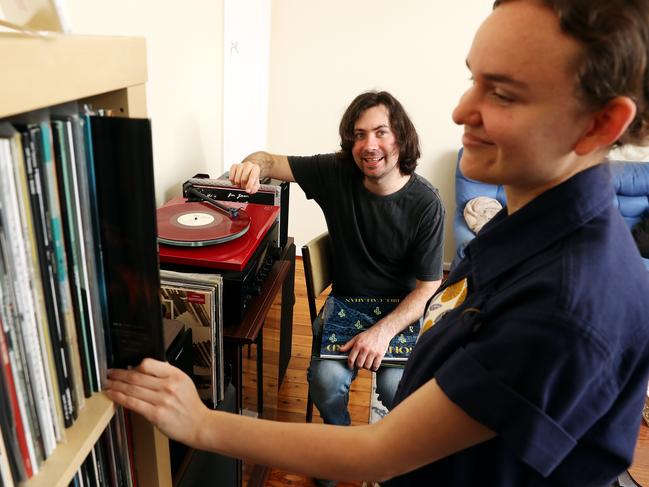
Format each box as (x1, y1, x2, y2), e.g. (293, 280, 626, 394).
(307, 314, 403, 425)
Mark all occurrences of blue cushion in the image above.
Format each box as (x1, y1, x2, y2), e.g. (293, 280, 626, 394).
(453, 151, 649, 270)
(610, 161, 649, 196)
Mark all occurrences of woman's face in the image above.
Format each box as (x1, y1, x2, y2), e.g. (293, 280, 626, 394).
(452, 0, 597, 212)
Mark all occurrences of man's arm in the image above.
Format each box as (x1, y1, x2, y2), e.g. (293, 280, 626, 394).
(339, 279, 441, 371)
(229, 151, 295, 194)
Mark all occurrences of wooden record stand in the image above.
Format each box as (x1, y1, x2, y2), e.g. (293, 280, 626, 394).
(171, 238, 296, 487)
(221, 238, 296, 487)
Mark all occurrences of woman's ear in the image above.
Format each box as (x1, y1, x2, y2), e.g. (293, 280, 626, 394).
(574, 96, 637, 155)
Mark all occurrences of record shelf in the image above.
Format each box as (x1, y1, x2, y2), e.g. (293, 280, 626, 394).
(1, 33, 171, 487)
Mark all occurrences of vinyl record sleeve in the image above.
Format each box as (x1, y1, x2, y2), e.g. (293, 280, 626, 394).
(0, 294, 30, 481)
(317, 296, 419, 365)
(16, 124, 74, 434)
(50, 110, 96, 399)
(32, 121, 75, 437)
(0, 126, 56, 458)
(51, 114, 92, 409)
(160, 281, 223, 406)
(159, 270, 224, 406)
(51, 119, 86, 424)
(89, 116, 164, 368)
(80, 113, 108, 391)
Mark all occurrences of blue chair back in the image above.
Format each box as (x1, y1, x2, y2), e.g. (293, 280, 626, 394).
(453, 149, 649, 270)
(610, 161, 649, 229)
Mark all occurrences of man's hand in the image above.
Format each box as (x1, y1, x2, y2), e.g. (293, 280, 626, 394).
(339, 324, 394, 371)
(229, 161, 262, 194)
(339, 279, 441, 372)
(228, 152, 294, 193)
(105, 359, 209, 448)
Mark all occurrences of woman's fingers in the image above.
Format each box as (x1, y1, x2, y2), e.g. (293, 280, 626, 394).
(105, 373, 165, 406)
(104, 388, 158, 420)
(136, 358, 174, 378)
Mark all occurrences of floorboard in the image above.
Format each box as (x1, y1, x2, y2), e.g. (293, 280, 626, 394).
(256, 259, 369, 486)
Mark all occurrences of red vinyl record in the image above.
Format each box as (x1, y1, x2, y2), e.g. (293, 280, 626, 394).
(157, 201, 250, 246)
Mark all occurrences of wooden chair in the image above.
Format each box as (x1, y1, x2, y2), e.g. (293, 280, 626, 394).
(301, 232, 332, 422)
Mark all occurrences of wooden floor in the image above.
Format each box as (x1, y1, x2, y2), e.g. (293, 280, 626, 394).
(631, 420, 649, 486)
(241, 257, 370, 487)
(256, 258, 649, 486)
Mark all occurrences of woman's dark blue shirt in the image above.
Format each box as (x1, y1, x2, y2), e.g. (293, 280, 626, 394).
(387, 163, 649, 486)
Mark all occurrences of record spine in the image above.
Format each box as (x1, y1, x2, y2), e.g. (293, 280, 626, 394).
(51, 118, 88, 414)
(38, 121, 76, 427)
(66, 114, 101, 397)
(0, 134, 53, 460)
(7, 125, 67, 442)
(20, 124, 78, 425)
(81, 114, 110, 383)
(0, 304, 30, 481)
(58, 114, 94, 403)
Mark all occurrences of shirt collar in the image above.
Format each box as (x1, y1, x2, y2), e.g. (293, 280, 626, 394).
(465, 163, 615, 288)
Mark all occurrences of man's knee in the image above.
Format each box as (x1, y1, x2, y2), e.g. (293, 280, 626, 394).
(375, 367, 404, 410)
(308, 359, 355, 399)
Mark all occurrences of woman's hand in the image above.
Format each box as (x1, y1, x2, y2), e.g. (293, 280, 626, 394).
(105, 358, 210, 448)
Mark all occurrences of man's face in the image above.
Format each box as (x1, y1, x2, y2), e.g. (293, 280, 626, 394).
(351, 105, 401, 182)
(452, 0, 595, 208)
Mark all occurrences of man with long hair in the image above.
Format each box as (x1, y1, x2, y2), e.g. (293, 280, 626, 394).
(229, 92, 445, 452)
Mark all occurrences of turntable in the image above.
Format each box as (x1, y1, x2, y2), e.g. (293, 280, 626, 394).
(157, 200, 251, 247)
(157, 196, 280, 325)
(157, 196, 279, 272)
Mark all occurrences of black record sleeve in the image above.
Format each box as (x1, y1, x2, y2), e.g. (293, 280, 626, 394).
(89, 116, 164, 368)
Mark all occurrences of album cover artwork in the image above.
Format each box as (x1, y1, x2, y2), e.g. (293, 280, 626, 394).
(159, 280, 223, 406)
(318, 296, 419, 365)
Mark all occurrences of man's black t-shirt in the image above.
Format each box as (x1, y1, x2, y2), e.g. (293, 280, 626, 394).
(288, 153, 445, 297)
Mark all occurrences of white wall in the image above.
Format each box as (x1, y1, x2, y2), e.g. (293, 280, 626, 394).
(64, 0, 224, 206)
(268, 0, 493, 265)
(55, 1, 495, 265)
(11, 2, 646, 265)
(223, 0, 271, 173)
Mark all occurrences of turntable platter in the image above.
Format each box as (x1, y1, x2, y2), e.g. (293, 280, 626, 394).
(157, 201, 250, 246)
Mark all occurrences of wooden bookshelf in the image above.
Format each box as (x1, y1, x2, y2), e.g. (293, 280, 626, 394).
(26, 395, 115, 487)
(1, 33, 147, 119)
(1, 32, 171, 487)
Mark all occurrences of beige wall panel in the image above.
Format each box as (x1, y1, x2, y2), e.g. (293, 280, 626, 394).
(268, 0, 492, 264)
